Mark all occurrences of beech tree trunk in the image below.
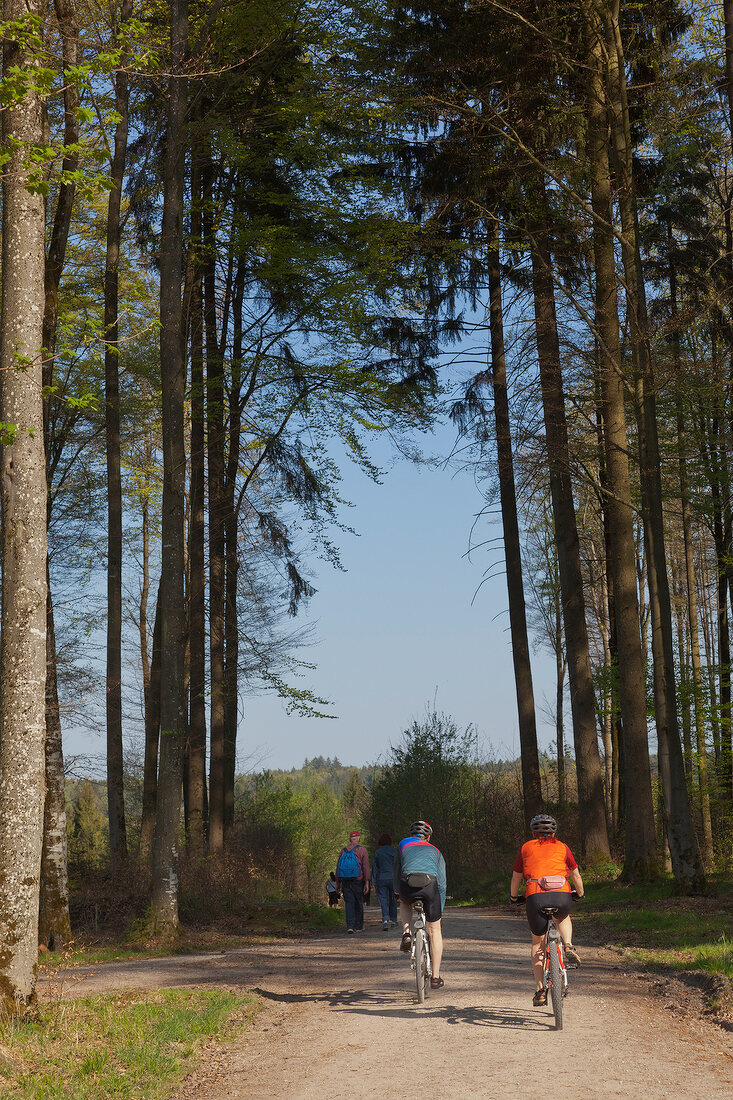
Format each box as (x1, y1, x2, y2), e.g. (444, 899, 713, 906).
(487, 219, 542, 821)
(529, 189, 610, 864)
(0, 0, 48, 1010)
(104, 0, 133, 876)
(151, 0, 188, 929)
(39, 575, 71, 950)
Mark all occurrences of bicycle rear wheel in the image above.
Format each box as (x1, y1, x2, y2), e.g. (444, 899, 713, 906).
(548, 939, 564, 1030)
(414, 928, 429, 1003)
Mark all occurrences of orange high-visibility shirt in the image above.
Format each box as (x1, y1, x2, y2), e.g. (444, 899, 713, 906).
(512, 838, 577, 896)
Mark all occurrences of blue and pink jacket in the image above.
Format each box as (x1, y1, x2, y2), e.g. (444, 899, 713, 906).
(393, 836, 447, 911)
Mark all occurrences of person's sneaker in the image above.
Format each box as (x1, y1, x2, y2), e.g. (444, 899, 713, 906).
(564, 944, 581, 967)
(347, 928, 355, 934)
(355, 928, 364, 933)
(400, 931, 412, 954)
(383, 922, 389, 931)
(533, 988, 548, 1006)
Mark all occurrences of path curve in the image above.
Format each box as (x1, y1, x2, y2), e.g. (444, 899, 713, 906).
(51, 907, 733, 1099)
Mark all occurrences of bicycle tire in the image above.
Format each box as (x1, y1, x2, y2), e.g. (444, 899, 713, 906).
(414, 928, 429, 1003)
(548, 938, 564, 1030)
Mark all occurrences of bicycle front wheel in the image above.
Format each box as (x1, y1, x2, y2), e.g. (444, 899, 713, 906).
(548, 939, 564, 1030)
(414, 928, 429, 1003)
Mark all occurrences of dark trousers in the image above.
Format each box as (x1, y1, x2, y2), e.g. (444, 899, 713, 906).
(376, 881, 397, 922)
(341, 878, 364, 930)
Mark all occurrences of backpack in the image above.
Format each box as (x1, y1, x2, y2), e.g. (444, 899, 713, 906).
(337, 847, 360, 878)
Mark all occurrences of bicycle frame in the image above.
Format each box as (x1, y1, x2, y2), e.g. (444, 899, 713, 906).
(541, 907, 568, 1029)
(543, 918, 568, 993)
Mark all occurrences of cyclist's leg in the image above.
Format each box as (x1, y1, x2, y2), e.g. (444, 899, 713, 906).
(399, 897, 412, 935)
(556, 912, 573, 945)
(530, 932, 546, 989)
(426, 918, 443, 977)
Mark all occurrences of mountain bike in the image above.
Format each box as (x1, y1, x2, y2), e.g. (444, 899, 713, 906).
(512, 891, 580, 1030)
(410, 898, 432, 1003)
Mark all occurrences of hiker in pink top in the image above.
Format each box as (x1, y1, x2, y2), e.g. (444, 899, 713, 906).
(336, 830, 370, 933)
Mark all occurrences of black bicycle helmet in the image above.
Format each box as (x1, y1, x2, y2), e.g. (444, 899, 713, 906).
(530, 813, 557, 837)
(411, 820, 433, 840)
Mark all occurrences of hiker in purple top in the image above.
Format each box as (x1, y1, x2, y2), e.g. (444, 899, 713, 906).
(336, 830, 370, 933)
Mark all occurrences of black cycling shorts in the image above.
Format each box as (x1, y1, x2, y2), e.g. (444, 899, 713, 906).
(398, 876, 442, 923)
(526, 890, 572, 936)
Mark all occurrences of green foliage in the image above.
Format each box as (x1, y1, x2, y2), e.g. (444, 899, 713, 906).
(235, 770, 351, 901)
(66, 780, 108, 868)
(370, 709, 525, 896)
(0, 989, 255, 1099)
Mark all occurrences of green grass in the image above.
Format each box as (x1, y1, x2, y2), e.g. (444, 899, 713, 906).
(0, 988, 256, 1099)
(573, 875, 733, 979)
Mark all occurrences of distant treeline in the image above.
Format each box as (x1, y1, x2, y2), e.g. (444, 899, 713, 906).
(64, 712, 586, 932)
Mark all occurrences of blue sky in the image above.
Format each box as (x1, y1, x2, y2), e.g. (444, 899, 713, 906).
(61, 417, 559, 777)
(240, 422, 558, 772)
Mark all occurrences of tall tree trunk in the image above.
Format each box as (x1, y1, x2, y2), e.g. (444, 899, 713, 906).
(151, 0, 188, 928)
(673, 572, 692, 776)
(104, 0, 133, 877)
(223, 264, 245, 837)
(583, 13, 656, 877)
(138, 439, 152, 717)
(487, 219, 542, 821)
(0, 0, 48, 1009)
(38, 0, 79, 947)
(205, 158, 227, 853)
(555, 609, 566, 810)
(604, 0, 704, 890)
(187, 143, 207, 857)
(528, 187, 610, 863)
(670, 243, 713, 866)
(139, 582, 161, 866)
(697, 527, 721, 765)
(39, 574, 71, 950)
(223, 265, 245, 831)
(594, 365, 622, 841)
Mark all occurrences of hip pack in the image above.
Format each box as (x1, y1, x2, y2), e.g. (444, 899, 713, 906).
(404, 872, 434, 888)
(529, 875, 567, 891)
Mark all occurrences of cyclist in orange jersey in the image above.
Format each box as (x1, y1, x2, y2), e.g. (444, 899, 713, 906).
(509, 813, 585, 1006)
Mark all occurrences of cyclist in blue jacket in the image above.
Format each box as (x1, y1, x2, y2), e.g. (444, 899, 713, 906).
(394, 820, 446, 989)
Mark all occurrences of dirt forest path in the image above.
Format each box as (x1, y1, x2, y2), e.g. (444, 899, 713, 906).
(52, 908, 733, 1099)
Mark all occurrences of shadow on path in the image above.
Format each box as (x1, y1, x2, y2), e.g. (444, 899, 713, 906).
(251, 986, 553, 1031)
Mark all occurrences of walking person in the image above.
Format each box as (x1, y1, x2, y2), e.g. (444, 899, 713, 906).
(372, 833, 397, 930)
(336, 830, 370, 933)
(326, 871, 340, 908)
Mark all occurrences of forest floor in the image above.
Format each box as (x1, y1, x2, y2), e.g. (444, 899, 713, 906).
(45, 907, 733, 1099)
